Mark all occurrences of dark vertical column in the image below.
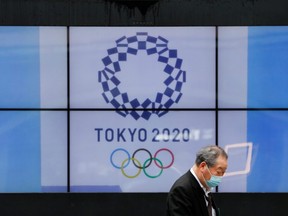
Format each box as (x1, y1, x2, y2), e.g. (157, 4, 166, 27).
(215, 26, 219, 193)
(67, 26, 70, 192)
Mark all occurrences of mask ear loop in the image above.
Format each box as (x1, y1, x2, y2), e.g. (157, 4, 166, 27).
(206, 165, 213, 177)
(201, 164, 211, 188)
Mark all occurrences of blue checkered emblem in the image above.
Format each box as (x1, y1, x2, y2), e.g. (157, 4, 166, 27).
(98, 32, 186, 120)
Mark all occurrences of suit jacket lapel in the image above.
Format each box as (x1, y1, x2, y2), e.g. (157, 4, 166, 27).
(210, 193, 220, 216)
(188, 172, 210, 216)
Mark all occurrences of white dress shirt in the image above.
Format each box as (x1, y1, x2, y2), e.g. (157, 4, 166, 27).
(190, 167, 216, 216)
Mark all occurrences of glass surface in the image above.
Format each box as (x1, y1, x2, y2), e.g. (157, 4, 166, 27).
(70, 111, 215, 192)
(0, 27, 67, 109)
(0, 111, 67, 192)
(219, 26, 288, 108)
(70, 27, 216, 109)
(218, 111, 288, 192)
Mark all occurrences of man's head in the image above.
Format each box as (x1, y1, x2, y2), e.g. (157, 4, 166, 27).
(194, 145, 228, 189)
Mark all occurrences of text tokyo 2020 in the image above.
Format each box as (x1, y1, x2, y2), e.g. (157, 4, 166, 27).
(94, 128, 197, 142)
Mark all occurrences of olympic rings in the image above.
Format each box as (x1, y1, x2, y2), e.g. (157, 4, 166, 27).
(132, 148, 152, 169)
(110, 148, 130, 169)
(110, 148, 174, 178)
(143, 158, 163, 179)
(154, 148, 174, 169)
(121, 158, 142, 178)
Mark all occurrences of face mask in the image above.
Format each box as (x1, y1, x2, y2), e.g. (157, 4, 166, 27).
(205, 165, 222, 188)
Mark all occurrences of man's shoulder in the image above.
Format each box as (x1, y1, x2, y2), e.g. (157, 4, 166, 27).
(170, 170, 197, 189)
(168, 170, 203, 202)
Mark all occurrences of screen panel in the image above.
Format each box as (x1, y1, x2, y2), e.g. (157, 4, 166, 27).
(0, 111, 67, 192)
(218, 111, 288, 192)
(70, 27, 216, 109)
(0, 26, 67, 109)
(70, 110, 215, 192)
(218, 26, 288, 108)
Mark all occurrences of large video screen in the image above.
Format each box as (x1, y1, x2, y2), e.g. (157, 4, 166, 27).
(1, 26, 288, 192)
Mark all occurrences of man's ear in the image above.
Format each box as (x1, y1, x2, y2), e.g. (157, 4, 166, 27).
(199, 161, 207, 172)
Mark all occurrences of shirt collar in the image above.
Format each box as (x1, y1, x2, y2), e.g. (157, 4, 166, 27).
(190, 167, 211, 197)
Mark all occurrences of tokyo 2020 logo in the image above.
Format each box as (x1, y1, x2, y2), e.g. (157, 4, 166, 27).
(98, 32, 186, 120)
(110, 148, 174, 178)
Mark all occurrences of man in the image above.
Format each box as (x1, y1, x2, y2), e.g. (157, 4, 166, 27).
(166, 145, 228, 216)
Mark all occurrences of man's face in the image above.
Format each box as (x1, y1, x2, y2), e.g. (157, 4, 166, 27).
(208, 155, 228, 177)
(201, 155, 228, 181)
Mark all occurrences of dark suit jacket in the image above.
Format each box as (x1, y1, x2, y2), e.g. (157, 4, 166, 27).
(166, 170, 219, 216)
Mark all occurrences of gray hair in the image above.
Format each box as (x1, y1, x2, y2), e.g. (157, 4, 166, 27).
(195, 145, 228, 167)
